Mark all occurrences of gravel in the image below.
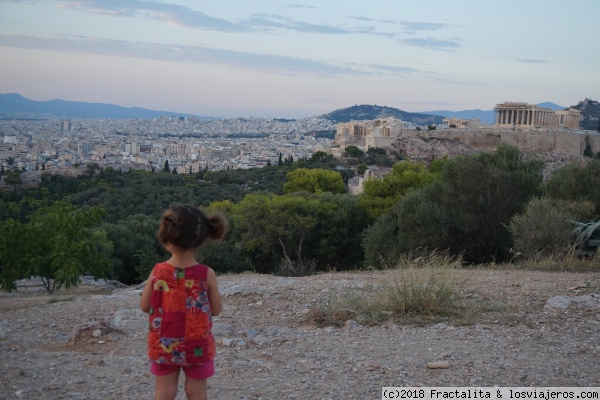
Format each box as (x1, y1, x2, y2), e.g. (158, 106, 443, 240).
(1, 268, 599, 399)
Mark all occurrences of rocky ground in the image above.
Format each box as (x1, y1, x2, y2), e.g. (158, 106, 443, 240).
(1, 268, 599, 400)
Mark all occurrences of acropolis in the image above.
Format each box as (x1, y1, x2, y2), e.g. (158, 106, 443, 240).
(494, 102, 580, 129)
(331, 101, 598, 159)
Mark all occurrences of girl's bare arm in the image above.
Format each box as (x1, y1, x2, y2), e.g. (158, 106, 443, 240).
(207, 268, 222, 316)
(140, 274, 153, 313)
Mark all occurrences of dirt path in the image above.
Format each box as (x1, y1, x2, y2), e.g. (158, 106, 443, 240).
(1, 268, 599, 399)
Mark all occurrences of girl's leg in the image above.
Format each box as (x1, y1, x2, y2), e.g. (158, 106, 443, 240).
(184, 377, 207, 400)
(154, 369, 180, 400)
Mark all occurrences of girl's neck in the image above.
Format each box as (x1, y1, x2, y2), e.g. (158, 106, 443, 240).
(166, 247, 198, 269)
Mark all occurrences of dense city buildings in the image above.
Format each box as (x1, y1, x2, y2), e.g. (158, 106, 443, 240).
(0, 116, 335, 183)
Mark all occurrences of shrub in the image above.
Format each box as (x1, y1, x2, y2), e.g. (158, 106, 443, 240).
(543, 158, 600, 213)
(368, 144, 544, 264)
(508, 197, 596, 260)
(276, 258, 317, 277)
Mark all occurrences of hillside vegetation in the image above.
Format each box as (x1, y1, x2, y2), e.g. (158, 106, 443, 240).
(322, 104, 444, 125)
(1, 145, 599, 293)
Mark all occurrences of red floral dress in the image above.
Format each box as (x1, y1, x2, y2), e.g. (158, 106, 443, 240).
(147, 262, 215, 365)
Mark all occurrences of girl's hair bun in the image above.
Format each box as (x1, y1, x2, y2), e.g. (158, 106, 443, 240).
(158, 204, 228, 249)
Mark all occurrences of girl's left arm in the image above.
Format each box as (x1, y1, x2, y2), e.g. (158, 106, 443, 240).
(140, 273, 153, 313)
(207, 268, 222, 316)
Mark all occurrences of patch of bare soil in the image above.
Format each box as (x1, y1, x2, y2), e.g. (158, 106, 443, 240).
(0, 268, 599, 399)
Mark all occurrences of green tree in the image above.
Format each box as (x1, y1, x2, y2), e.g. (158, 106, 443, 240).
(232, 192, 368, 274)
(542, 158, 600, 213)
(4, 171, 23, 193)
(283, 168, 345, 194)
(163, 160, 170, 173)
(398, 145, 543, 263)
(357, 164, 368, 176)
(345, 145, 364, 158)
(85, 163, 100, 177)
(363, 145, 544, 265)
(508, 197, 596, 260)
(232, 193, 329, 273)
(367, 147, 387, 156)
(101, 214, 162, 283)
(359, 161, 442, 220)
(0, 202, 112, 293)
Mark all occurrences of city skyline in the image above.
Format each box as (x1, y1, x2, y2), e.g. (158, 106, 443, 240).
(1, 0, 599, 119)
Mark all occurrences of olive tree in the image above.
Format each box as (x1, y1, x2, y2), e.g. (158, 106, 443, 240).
(0, 201, 112, 293)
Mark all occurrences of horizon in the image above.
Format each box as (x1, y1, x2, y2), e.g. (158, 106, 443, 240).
(1, 92, 574, 121)
(1, 1, 598, 119)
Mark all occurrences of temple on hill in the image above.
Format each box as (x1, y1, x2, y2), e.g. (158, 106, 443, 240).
(494, 102, 580, 129)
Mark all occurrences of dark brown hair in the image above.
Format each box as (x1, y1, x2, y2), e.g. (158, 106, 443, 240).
(158, 204, 228, 249)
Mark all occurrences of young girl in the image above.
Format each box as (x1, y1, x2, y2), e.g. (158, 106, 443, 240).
(140, 204, 228, 400)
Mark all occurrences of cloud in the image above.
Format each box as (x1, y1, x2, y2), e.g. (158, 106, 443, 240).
(400, 37, 461, 51)
(349, 17, 449, 34)
(0, 34, 360, 77)
(0, 33, 483, 86)
(514, 58, 549, 64)
(398, 21, 449, 35)
(51, 0, 385, 36)
(242, 14, 350, 34)
(56, 0, 243, 32)
(278, 4, 318, 10)
(365, 63, 424, 75)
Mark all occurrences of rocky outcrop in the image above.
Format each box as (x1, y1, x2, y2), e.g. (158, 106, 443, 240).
(571, 98, 600, 131)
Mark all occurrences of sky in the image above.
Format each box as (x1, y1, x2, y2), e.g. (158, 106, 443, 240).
(1, 0, 599, 119)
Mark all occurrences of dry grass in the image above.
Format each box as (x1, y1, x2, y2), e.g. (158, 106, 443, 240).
(507, 253, 600, 272)
(309, 249, 502, 326)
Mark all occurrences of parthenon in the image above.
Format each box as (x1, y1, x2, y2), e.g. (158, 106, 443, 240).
(494, 102, 580, 129)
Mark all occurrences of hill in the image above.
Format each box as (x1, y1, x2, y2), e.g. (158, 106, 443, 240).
(321, 104, 444, 126)
(570, 98, 600, 131)
(0, 93, 214, 119)
(419, 108, 496, 125)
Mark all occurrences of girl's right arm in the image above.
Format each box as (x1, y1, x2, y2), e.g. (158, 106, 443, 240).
(207, 267, 222, 316)
(140, 274, 153, 313)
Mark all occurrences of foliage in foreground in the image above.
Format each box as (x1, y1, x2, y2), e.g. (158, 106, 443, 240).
(362, 144, 544, 267)
(542, 158, 600, 214)
(0, 202, 112, 293)
(508, 197, 596, 260)
(230, 191, 369, 274)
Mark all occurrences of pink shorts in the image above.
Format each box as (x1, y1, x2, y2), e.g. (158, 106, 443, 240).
(150, 360, 214, 380)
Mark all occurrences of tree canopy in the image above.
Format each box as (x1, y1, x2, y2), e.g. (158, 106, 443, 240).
(283, 168, 345, 194)
(0, 201, 112, 293)
(359, 160, 442, 220)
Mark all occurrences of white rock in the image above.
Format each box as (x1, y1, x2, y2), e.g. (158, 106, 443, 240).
(544, 295, 571, 310)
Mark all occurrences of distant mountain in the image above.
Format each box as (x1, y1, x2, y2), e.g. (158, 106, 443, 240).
(536, 102, 566, 111)
(321, 104, 443, 126)
(0, 93, 215, 119)
(419, 109, 496, 125)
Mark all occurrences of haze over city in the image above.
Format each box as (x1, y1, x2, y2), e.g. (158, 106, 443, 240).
(1, 0, 599, 119)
